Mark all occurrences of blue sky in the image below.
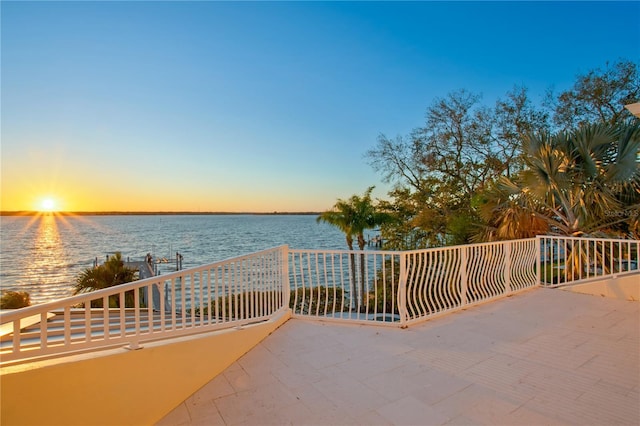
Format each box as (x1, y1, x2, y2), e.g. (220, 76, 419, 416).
(2, 1, 639, 212)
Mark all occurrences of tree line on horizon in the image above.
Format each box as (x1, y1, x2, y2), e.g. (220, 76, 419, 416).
(320, 59, 640, 250)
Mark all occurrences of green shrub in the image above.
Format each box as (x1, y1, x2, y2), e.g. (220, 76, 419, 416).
(0, 291, 31, 309)
(195, 290, 282, 319)
(290, 285, 346, 315)
(194, 286, 347, 318)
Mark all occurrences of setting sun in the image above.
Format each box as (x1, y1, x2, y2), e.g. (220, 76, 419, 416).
(40, 198, 57, 212)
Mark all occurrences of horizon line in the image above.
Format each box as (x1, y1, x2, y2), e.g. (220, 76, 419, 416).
(1, 211, 323, 216)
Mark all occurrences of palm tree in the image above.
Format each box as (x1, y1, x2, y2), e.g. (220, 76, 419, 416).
(75, 252, 138, 307)
(521, 123, 639, 237)
(478, 122, 640, 279)
(317, 186, 393, 311)
(474, 177, 550, 242)
(480, 123, 639, 239)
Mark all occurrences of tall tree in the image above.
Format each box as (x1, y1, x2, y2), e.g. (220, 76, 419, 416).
(492, 86, 551, 177)
(478, 122, 640, 240)
(368, 59, 638, 247)
(317, 186, 391, 250)
(317, 187, 393, 311)
(376, 187, 447, 250)
(368, 90, 528, 246)
(552, 60, 639, 130)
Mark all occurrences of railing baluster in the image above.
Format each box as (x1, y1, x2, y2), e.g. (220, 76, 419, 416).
(372, 253, 379, 317)
(460, 245, 468, 306)
(12, 319, 21, 354)
(610, 240, 614, 274)
(119, 292, 125, 338)
(504, 242, 512, 295)
(65, 306, 72, 346)
(85, 303, 91, 342)
(170, 278, 176, 331)
(339, 253, 346, 314)
(216, 266, 223, 323)
(322, 253, 329, 317)
(364, 253, 370, 316)
(415, 251, 427, 315)
(231, 261, 238, 321)
(181, 274, 187, 329)
(134, 285, 141, 338)
(586, 239, 591, 279)
(102, 297, 108, 341)
(40, 312, 48, 350)
(199, 270, 205, 326)
(159, 282, 165, 333)
(398, 252, 408, 327)
(243, 259, 249, 319)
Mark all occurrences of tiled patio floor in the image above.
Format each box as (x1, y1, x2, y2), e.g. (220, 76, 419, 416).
(157, 288, 639, 425)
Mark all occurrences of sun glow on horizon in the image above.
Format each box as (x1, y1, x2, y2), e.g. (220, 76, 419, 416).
(40, 197, 58, 212)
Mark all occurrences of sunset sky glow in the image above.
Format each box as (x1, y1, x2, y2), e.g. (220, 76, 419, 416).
(2, 1, 639, 213)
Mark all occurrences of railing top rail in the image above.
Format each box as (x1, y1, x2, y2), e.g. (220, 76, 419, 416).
(402, 237, 538, 255)
(287, 248, 402, 255)
(536, 235, 640, 244)
(288, 238, 539, 256)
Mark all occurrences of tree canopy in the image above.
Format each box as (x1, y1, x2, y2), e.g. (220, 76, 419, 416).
(317, 186, 393, 250)
(552, 60, 640, 130)
(479, 123, 640, 240)
(0, 291, 31, 309)
(366, 59, 639, 247)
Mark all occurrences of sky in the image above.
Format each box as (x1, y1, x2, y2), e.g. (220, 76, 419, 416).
(2, 1, 639, 213)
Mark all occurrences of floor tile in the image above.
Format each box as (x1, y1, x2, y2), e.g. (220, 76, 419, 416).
(156, 288, 640, 426)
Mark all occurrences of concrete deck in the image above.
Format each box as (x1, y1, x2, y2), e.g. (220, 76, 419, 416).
(157, 288, 639, 425)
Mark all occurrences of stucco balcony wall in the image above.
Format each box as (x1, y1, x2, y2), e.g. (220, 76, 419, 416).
(560, 272, 639, 301)
(0, 310, 290, 426)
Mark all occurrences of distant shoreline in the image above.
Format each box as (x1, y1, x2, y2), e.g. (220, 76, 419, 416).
(1, 211, 321, 216)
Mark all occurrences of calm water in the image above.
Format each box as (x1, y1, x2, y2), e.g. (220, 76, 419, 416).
(0, 214, 352, 304)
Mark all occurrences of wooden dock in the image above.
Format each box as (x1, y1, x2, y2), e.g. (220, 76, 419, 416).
(124, 261, 155, 279)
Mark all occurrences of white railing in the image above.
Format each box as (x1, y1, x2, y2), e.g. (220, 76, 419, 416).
(289, 249, 403, 325)
(538, 236, 639, 287)
(0, 246, 288, 363)
(2, 236, 638, 363)
(403, 238, 537, 325)
(289, 238, 538, 326)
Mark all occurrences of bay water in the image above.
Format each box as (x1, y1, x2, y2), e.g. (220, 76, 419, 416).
(0, 214, 355, 305)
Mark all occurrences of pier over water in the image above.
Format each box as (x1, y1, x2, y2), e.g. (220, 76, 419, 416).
(123, 261, 155, 280)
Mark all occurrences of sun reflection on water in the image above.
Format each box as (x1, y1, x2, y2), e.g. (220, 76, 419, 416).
(23, 214, 74, 302)
(2, 212, 113, 304)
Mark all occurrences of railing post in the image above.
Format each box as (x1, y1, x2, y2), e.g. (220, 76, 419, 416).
(460, 246, 468, 306)
(126, 338, 141, 351)
(282, 245, 290, 311)
(504, 241, 512, 295)
(398, 252, 408, 328)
